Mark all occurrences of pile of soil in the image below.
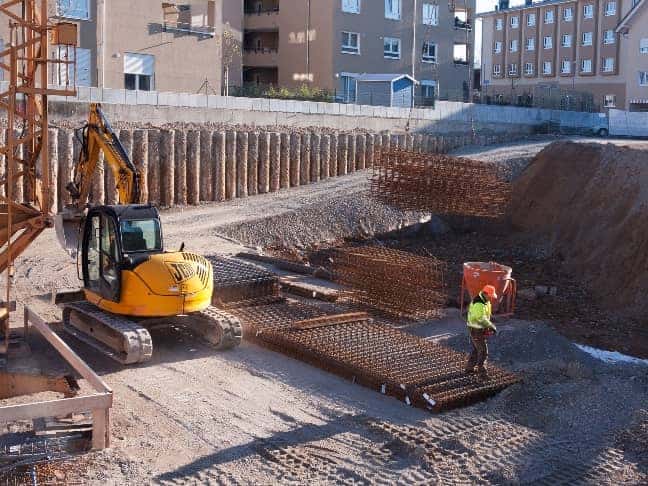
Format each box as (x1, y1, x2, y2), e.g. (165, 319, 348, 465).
(511, 141, 648, 320)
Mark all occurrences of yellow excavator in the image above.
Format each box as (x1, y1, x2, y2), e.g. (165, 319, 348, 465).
(55, 104, 242, 364)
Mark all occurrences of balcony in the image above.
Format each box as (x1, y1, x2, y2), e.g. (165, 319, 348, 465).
(243, 46, 279, 67)
(454, 17, 472, 30)
(244, 1, 280, 30)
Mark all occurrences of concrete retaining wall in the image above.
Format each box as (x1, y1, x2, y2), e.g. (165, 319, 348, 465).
(44, 127, 513, 213)
(45, 98, 603, 134)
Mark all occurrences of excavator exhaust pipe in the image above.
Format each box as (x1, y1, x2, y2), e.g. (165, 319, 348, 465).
(54, 209, 84, 259)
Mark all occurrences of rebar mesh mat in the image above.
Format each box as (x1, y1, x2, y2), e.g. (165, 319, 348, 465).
(233, 300, 519, 412)
(0, 434, 89, 485)
(325, 246, 447, 319)
(371, 149, 511, 217)
(207, 255, 281, 308)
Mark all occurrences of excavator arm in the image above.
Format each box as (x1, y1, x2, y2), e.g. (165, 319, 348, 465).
(56, 103, 141, 256)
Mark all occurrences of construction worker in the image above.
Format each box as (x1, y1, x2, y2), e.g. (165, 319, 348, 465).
(465, 285, 498, 376)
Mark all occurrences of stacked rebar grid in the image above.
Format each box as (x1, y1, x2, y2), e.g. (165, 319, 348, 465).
(371, 149, 511, 217)
(234, 300, 520, 412)
(327, 246, 447, 319)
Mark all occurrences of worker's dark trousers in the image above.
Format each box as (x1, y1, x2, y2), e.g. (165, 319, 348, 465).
(466, 329, 488, 370)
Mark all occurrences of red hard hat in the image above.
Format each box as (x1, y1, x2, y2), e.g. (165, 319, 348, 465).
(482, 285, 498, 300)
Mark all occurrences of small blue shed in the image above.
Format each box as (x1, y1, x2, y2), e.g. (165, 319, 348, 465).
(355, 73, 418, 107)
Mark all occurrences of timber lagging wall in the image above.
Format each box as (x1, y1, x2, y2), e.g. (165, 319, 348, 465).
(36, 128, 512, 213)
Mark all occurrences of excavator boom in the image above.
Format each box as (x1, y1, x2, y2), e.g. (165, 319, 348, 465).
(56, 103, 141, 256)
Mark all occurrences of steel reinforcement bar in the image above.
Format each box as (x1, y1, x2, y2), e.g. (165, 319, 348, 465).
(371, 149, 511, 217)
(231, 299, 519, 412)
(326, 246, 447, 319)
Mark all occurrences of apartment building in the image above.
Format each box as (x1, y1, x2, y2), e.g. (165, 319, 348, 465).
(0, 1, 234, 94)
(242, 0, 476, 104)
(480, 0, 648, 111)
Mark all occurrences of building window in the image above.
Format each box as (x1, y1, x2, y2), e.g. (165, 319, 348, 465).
(340, 74, 357, 102)
(422, 41, 437, 62)
(509, 63, 518, 75)
(562, 34, 572, 47)
(639, 71, 648, 86)
(604, 94, 616, 108)
(544, 10, 554, 24)
(55, 46, 91, 86)
(341, 31, 360, 54)
(605, 1, 616, 16)
(57, 0, 90, 20)
(543, 61, 552, 74)
(640, 39, 648, 54)
(581, 59, 592, 73)
(525, 62, 534, 75)
(385, 0, 401, 20)
(563, 7, 573, 21)
(493, 64, 501, 75)
(603, 57, 614, 72)
(527, 13, 536, 26)
(342, 0, 360, 14)
(510, 16, 519, 28)
(494, 41, 502, 53)
(561, 60, 571, 73)
(496, 18, 503, 30)
(384, 37, 401, 58)
(543, 36, 553, 49)
(421, 83, 435, 99)
(124, 52, 154, 91)
(582, 32, 593, 46)
(422, 3, 439, 25)
(526, 38, 535, 51)
(603, 30, 615, 45)
(583, 5, 593, 19)
(510, 39, 518, 52)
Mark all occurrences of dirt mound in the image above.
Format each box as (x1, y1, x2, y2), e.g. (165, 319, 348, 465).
(511, 141, 648, 317)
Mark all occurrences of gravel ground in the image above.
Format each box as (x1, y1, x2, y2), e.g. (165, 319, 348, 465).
(0, 138, 646, 484)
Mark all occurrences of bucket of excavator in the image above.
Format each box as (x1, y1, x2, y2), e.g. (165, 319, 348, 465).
(55, 208, 85, 259)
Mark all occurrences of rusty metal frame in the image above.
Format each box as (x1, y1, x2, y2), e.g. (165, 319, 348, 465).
(0, 307, 113, 450)
(0, 1, 76, 351)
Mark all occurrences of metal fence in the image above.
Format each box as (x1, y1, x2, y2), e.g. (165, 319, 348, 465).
(476, 85, 599, 113)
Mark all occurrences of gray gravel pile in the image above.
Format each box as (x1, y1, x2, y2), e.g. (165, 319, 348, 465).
(218, 190, 424, 250)
(441, 320, 648, 484)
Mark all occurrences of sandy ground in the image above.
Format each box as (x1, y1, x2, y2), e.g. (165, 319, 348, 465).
(0, 136, 646, 484)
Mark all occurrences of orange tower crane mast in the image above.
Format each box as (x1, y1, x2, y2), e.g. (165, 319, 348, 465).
(0, 0, 76, 351)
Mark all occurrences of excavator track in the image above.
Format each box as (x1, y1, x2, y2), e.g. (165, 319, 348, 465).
(62, 302, 153, 365)
(189, 306, 243, 350)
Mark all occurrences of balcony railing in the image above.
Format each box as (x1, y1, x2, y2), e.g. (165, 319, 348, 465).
(244, 7, 280, 15)
(244, 46, 278, 54)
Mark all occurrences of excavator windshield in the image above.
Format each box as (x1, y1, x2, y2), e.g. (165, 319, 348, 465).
(120, 219, 162, 253)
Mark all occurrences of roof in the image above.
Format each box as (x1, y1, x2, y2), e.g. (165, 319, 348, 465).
(355, 73, 418, 83)
(478, 0, 579, 17)
(616, 0, 646, 32)
(89, 204, 160, 221)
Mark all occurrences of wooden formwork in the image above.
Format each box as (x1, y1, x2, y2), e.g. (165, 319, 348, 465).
(0, 308, 112, 450)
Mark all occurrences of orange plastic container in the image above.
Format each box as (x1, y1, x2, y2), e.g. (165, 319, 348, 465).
(460, 262, 516, 315)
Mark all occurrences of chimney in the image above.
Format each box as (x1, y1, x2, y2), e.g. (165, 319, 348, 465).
(499, 0, 510, 10)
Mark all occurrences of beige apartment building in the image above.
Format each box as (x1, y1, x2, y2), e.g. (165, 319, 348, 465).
(480, 0, 648, 111)
(0, 1, 235, 94)
(242, 0, 476, 103)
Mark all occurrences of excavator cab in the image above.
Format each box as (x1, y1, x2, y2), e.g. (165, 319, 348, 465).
(81, 205, 162, 304)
